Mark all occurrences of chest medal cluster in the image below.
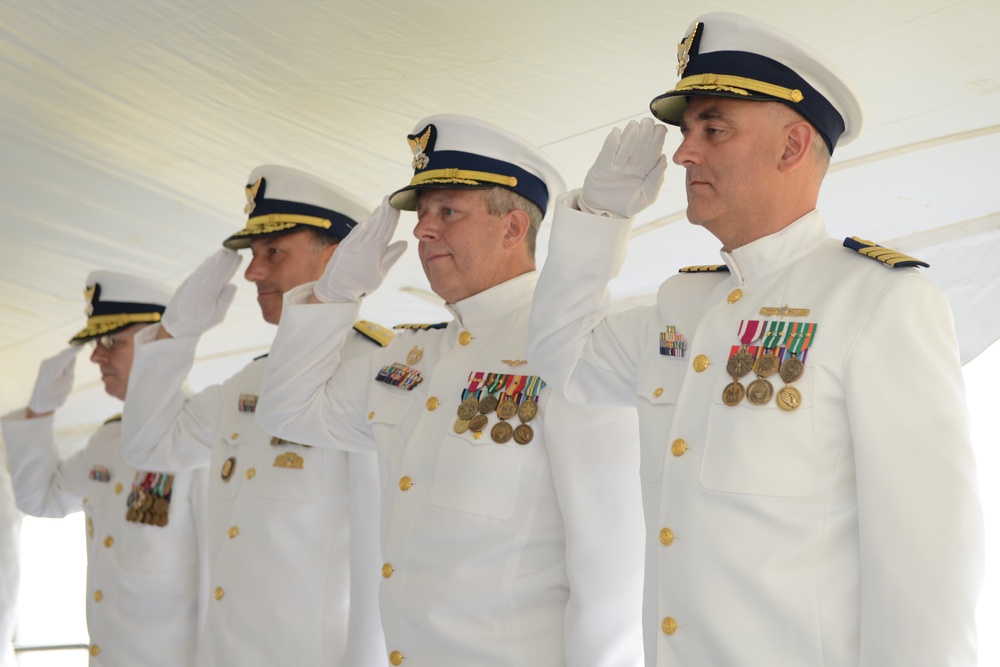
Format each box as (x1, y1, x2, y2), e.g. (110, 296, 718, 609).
(724, 318, 816, 411)
(125, 471, 174, 527)
(453, 372, 546, 445)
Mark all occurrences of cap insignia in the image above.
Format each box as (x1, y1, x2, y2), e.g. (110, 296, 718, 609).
(407, 124, 435, 170)
(677, 22, 702, 77)
(84, 284, 98, 316)
(244, 177, 264, 216)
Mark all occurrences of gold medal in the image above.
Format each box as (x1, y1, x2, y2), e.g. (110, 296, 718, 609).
(139, 492, 153, 511)
(752, 353, 780, 378)
(478, 394, 499, 415)
(726, 347, 754, 379)
(776, 385, 802, 411)
(722, 381, 745, 406)
(453, 418, 471, 434)
(457, 398, 479, 420)
(491, 421, 513, 444)
(517, 399, 538, 422)
(126, 507, 138, 522)
(468, 414, 489, 432)
(746, 378, 774, 405)
(154, 513, 169, 527)
(152, 497, 169, 514)
(513, 424, 533, 445)
(496, 400, 518, 420)
(779, 356, 804, 383)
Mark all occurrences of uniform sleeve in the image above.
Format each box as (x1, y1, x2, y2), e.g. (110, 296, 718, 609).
(121, 328, 222, 471)
(0, 436, 23, 667)
(544, 395, 646, 667)
(1, 409, 90, 517)
(256, 295, 378, 453)
(846, 273, 984, 666)
(528, 194, 647, 407)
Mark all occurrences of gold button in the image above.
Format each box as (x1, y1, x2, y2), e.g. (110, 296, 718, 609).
(727, 289, 742, 304)
(389, 650, 404, 665)
(103, 536, 114, 548)
(230, 432, 239, 441)
(662, 616, 677, 635)
(382, 563, 394, 578)
(89, 645, 101, 657)
(693, 354, 709, 372)
(473, 431, 483, 440)
(426, 397, 439, 411)
(399, 476, 413, 491)
(245, 467, 256, 480)
(671, 439, 687, 457)
(87, 518, 94, 538)
(653, 387, 664, 398)
(82, 497, 87, 506)
(214, 587, 225, 601)
(228, 526, 239, 539)
(114, 483, 123, 494)
(93, 590, 103, 603)
(659, 528, 674, 546)
(368, 411, 375, 420)
(458, 331, 472, 345)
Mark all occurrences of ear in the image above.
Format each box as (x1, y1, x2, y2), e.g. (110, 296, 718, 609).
(501, 208, 531, 250)
(778, 120, 814, 172)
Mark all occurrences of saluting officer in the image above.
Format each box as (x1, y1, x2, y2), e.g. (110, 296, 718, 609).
(255, 115, 646, 666)
(120, 165, 386, 666)
(527, 12, 984, 667)
(1, 272, 206, 666)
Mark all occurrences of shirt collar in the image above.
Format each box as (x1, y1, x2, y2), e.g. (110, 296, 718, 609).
(446, 271, 537, 330)
(721, 210, 828, 285)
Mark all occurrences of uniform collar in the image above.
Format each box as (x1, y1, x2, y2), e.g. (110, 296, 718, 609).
(721, 210, 827, 285)
(446, 271, 537, 330)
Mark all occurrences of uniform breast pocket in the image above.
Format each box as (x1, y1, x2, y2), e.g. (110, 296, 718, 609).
(701, 370, 815, 497)
(251, 442, 326, 503)
(636, 360, 685, 484)
(429, 433, 522, 521)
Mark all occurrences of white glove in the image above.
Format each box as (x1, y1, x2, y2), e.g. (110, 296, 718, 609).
(581, 117, 668, 218)
(161, 248, 242, 338)
(313, 197, 407, 303)
(28, 346, 83, 414)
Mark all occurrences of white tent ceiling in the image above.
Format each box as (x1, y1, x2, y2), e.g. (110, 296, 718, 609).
(1, 0, 999, 433)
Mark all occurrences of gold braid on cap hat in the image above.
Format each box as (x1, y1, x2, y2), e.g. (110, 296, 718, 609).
(674, 73, 804, 103)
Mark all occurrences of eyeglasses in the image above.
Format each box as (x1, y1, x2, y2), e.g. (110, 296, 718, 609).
(92, 334, 118, 351)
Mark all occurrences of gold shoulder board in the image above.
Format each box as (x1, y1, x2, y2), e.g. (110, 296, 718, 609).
(354, 320, 394, 347)
(678, 265, 730, 273)
(392, 322, 449, 330)
(843, 236, 929, 268)
(104, 413, 123, 424)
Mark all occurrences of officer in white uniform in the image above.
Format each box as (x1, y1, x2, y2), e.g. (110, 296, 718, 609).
(1, 272, 206, 666)
(255, 115, 646, 667)
(527, 12, 985, 667)
(120, 165, 386, 667)
(0, 439, 21, 667)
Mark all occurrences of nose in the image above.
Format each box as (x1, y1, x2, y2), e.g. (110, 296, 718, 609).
(244, 254, 265, 283)
(672, 132, 701, 167)
(413, 211, 440, 242)
(90, 344, 107, 364)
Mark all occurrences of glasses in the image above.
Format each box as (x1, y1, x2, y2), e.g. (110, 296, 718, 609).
(92, 334, 119, 351)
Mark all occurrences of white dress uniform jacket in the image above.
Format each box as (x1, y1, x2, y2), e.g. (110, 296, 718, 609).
(527, 201, 985, 667)
(120, 331, 384, 667)
(256, 272, 646, 667)
(1, 410, 205, 667)
(0, 439, 22, 667)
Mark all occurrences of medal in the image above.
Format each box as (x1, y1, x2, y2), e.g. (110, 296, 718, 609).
(779, 356, 804, 383)
(478, 394, 498, 414)
(517, 398, 538, 422)
(776, 385, 802, 411)
(746, 378, 774, 405)
(491, 421, 513, 444)
(453, 418, 470, 434)
(776, 322, 816, 411)
(457, 395, 479, 420)
(723, 319, 765, 406)
(722, 381, 745, 406)
(513, 424, 533, 445)
(468, 414, 489, 433)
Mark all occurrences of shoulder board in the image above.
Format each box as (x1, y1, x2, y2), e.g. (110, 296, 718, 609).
(354, 320, 394, 347)
(843, 236, 929, 268)
(393, 322, 449, 330)
(104, 413, 123, 424)
(678, 265, 730, 273)
(253, 353, 269, 361)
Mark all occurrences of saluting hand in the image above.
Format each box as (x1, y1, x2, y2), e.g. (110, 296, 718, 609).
(313, 197, 407, 303)
(581, 117, 668, 218)
(161, 248, 242, 338)
(28, 346, 83, 415)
